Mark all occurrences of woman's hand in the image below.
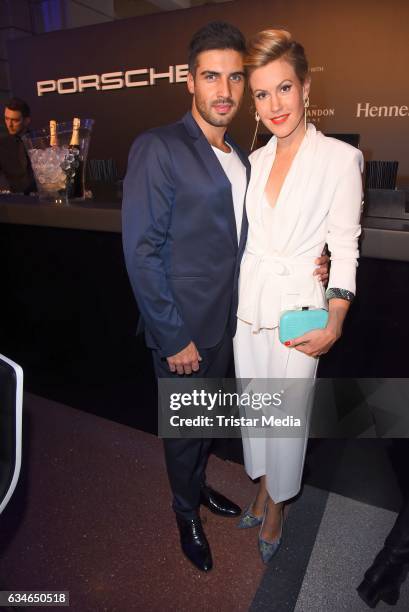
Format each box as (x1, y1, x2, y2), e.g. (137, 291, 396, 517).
(284, 327, 339, 358)
(284, 298, 351, 358)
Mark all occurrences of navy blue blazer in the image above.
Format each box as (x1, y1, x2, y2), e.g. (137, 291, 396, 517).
(122, 111, 250, 358)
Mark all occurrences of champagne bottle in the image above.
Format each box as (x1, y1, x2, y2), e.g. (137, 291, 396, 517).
(49, 120, 58, 146)
(68, 117, 84, 199)
(70, 117, 80, 148)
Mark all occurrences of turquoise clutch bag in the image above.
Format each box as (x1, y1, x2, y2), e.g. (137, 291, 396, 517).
(279, 308, 328, 343)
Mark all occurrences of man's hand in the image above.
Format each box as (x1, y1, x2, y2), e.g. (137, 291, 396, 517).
(314, 252, 330, 285)
(167, 341, 202, 375)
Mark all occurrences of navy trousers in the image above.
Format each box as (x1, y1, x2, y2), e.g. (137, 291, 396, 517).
(152, 330, 233, 519)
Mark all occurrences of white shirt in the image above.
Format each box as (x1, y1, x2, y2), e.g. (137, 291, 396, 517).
(212, 143, 246, 241)
(237, 124, 364, 332)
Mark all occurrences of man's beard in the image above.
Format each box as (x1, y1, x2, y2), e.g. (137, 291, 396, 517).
(195, 96, 238, 127)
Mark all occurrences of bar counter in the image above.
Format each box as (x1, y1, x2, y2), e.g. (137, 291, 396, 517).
(1, 192, 408, 262)
(0, 194, 121, 233)
(0, 194, 152, 430)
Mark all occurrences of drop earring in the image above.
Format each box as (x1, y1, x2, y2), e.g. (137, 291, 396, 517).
(251, 111, 260, 152)
(304, 96, 310, 132)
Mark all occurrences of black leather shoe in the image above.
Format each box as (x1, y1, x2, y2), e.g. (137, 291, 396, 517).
(176, 514, 213, 572)
(357, 497, 409, 608)
(200, 485, 241, 517)
(357, 554, 407, 608)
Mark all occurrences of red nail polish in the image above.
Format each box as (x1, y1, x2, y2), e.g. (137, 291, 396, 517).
(284, 341, 291, 346)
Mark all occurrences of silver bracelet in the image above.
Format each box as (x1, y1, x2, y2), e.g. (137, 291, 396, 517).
(326, 287, 355, 302)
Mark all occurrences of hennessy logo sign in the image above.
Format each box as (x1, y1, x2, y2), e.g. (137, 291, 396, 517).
(37, 64, 189, 96)
(356, 103, 409, 118)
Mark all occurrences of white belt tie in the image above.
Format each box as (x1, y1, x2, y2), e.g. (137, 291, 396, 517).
(242, 250, 319, 333)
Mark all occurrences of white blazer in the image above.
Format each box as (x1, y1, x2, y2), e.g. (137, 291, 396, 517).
(237, 124, 364, 332)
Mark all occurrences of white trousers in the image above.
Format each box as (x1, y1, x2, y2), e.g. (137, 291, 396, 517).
(233, 318, 318, 503)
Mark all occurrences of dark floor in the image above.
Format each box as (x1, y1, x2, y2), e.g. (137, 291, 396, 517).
(1, 393, 407, 612)
(0, 394, 266, 612)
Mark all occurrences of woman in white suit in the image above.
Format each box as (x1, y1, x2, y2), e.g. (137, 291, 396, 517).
(234, 29, 363, 562)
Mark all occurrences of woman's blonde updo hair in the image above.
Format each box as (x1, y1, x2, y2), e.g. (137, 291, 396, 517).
(245, 29, 309, 84)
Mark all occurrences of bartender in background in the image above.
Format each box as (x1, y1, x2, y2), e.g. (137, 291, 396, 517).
(0, 97, 36, 194)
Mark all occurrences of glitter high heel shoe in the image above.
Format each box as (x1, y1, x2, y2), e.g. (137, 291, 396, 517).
(237, 502, 264, 529)
(258, 505, 284, 564)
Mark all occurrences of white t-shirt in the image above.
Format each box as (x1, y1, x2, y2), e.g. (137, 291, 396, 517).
(211, 143, 247, 241)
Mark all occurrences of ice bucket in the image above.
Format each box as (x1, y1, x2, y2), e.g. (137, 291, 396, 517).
(22, 118, 94, 203)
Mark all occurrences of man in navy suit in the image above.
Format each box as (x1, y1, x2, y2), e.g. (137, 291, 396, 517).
(123, 22, 327, 571)
(123, 22, 248, 572)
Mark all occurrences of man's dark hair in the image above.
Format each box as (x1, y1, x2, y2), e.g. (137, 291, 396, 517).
(188, 21, 246, 74)
(5, 97, 31, 118)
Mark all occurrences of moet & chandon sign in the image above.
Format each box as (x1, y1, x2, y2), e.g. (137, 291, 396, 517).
(306, 105, 335, 124)
(37, 64, 189, 96)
